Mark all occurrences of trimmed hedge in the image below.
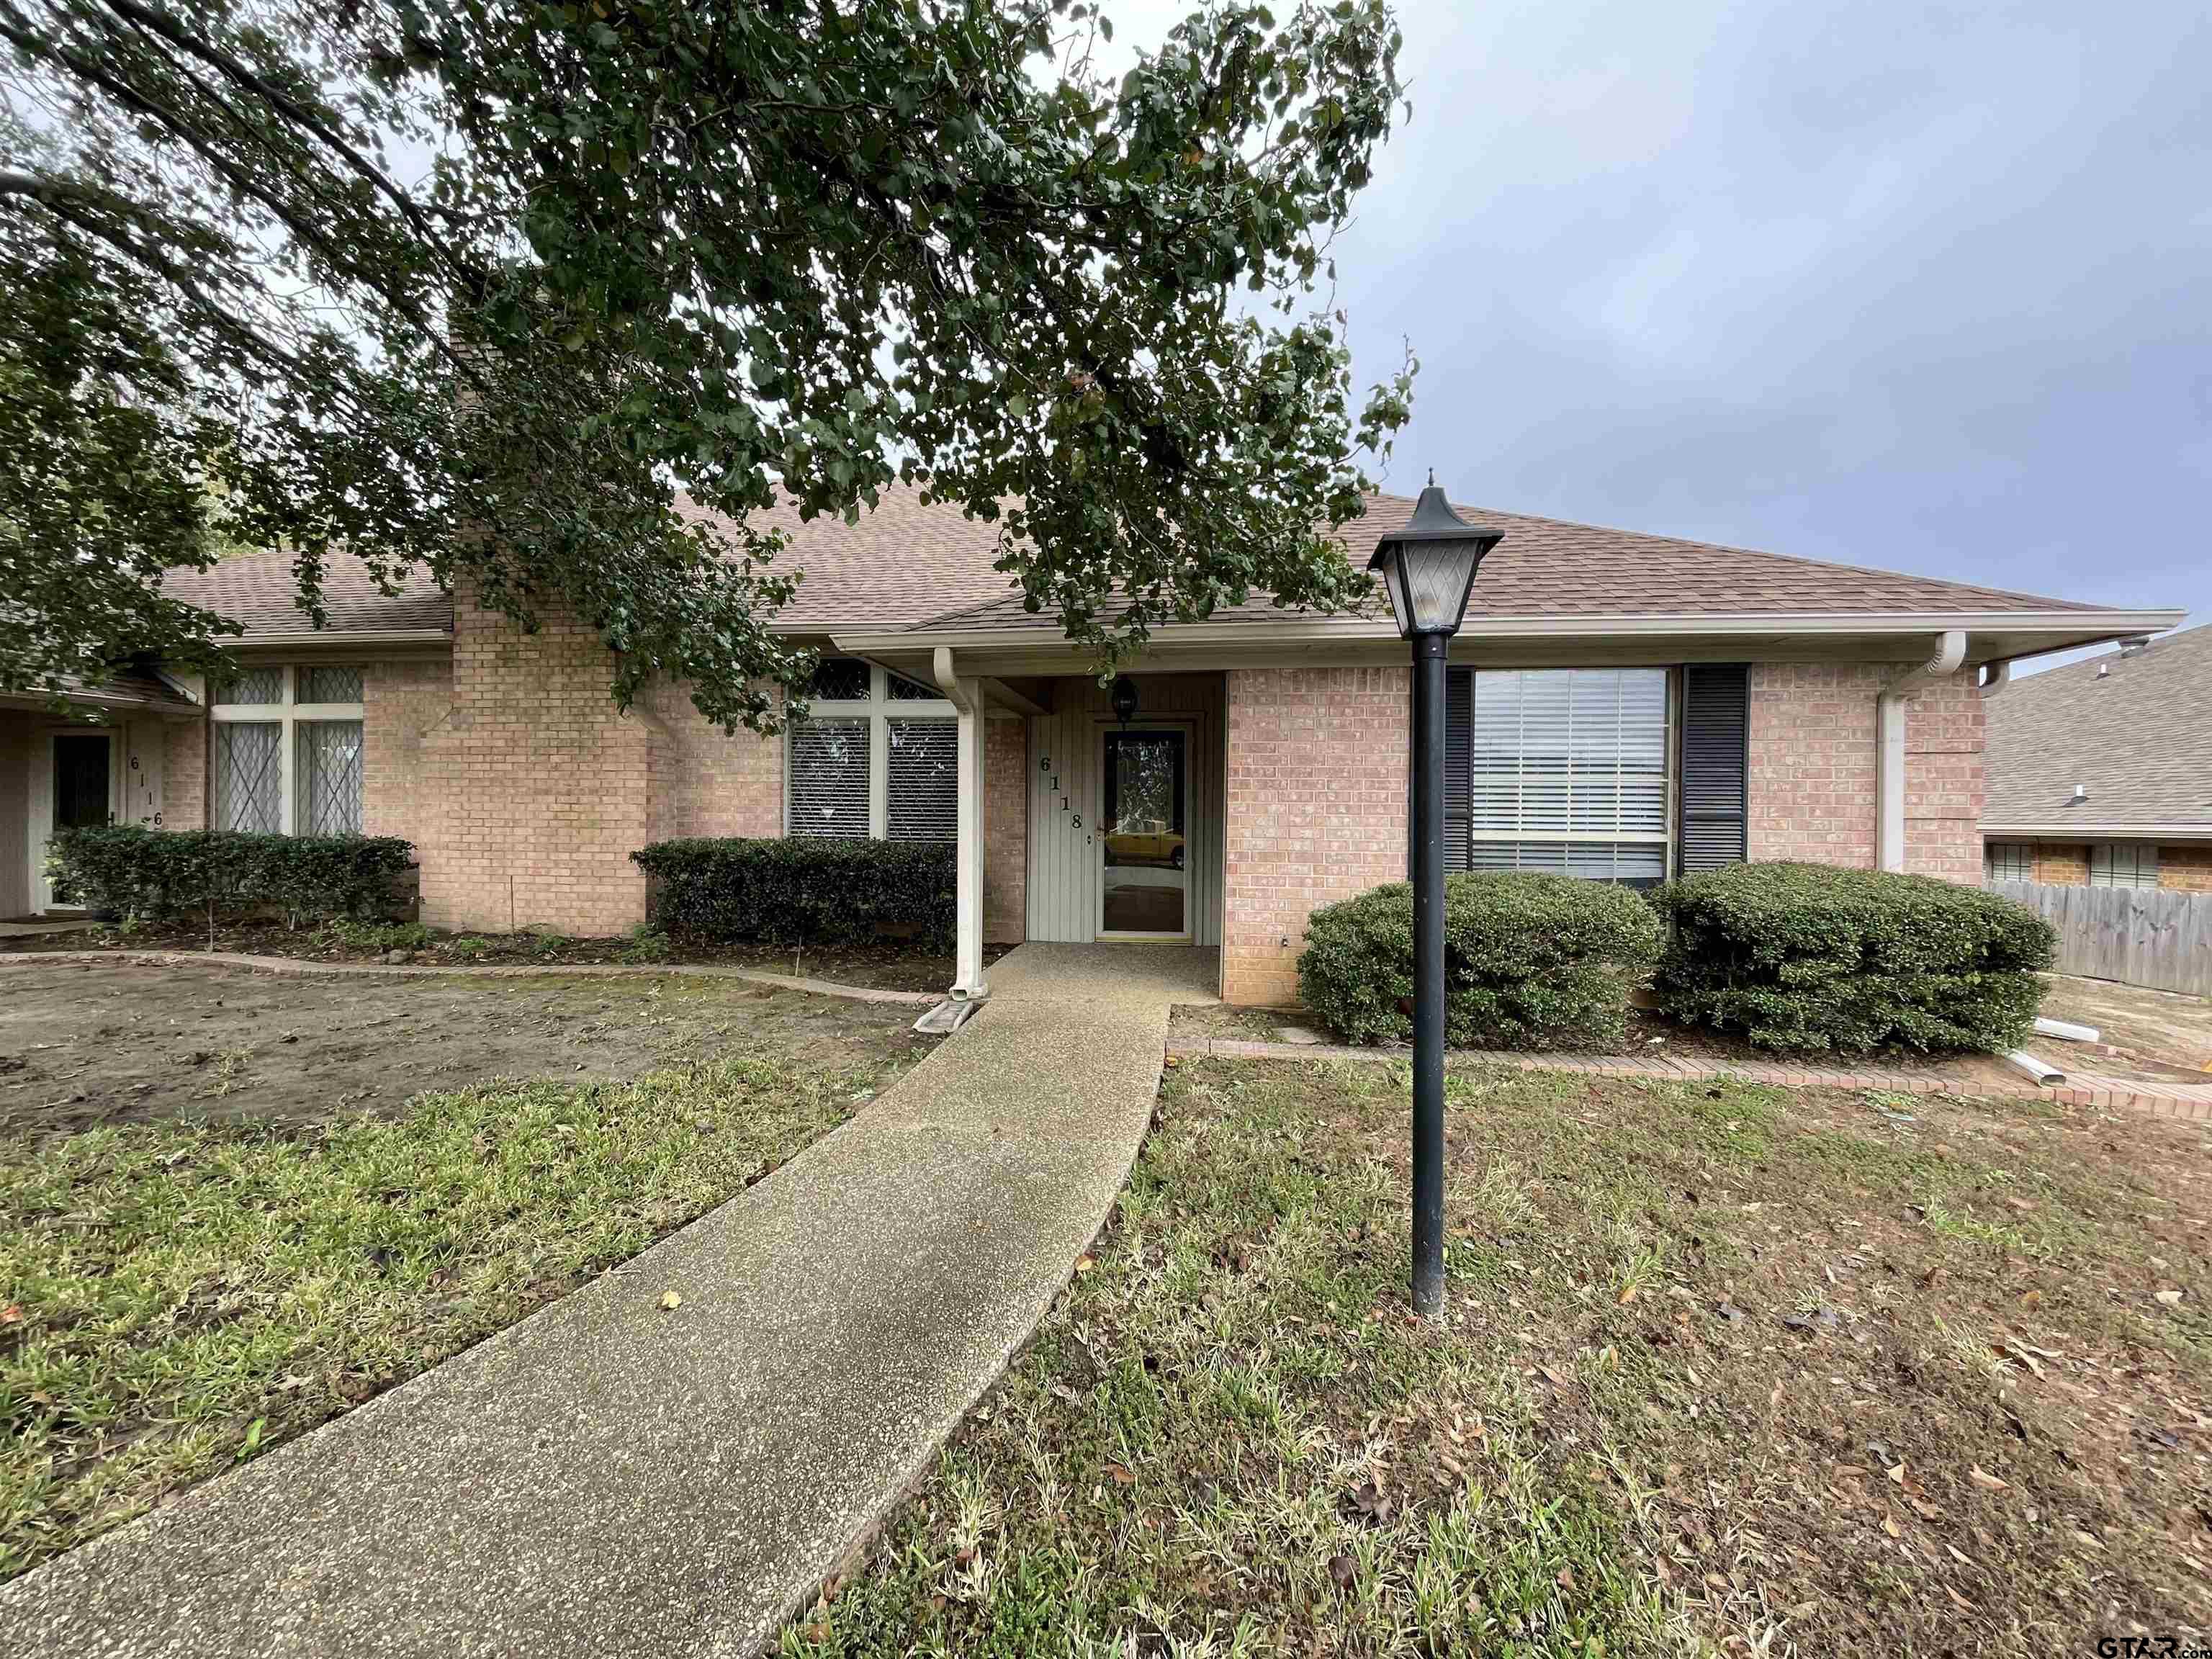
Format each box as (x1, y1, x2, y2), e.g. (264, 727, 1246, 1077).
(1653, 861, 2054, 1055)
(631, 837, 956, 952)
(1298, 871, 1667, 1051)
(46, 826, 415, 927)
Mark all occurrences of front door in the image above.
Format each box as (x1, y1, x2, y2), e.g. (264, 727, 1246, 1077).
(1099, 727, 1190, 940)
(32, 732, 115, 912)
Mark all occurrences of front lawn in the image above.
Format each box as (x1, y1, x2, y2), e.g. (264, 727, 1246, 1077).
(797, 1058, 2210, 1655)
(0, 970, 929, 1579)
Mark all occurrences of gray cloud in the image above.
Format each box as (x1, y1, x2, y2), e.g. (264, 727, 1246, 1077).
(1109, 0, 2211, 649)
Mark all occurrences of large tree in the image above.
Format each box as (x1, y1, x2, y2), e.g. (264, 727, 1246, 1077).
(0, 0, 1413, 729)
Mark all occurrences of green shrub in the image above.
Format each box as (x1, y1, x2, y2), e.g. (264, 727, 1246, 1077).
(46, 826, 415, 928)
(323, 919, 432, 954)
(1298, 872, 1667, 1051)
(618, 927, 673, 964)
(630, 837, 956, 952)
(1652, 862, 2054, 1055)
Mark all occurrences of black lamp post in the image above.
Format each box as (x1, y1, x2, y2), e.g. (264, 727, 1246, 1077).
(1367, 475, 1504, 1318)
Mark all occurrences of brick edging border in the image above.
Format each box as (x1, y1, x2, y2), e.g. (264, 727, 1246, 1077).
(1165, 1038, 2212, 1125)
(0, 949, 942, 1007)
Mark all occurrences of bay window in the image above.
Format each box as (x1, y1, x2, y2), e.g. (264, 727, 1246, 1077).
(786, 659, 958, 842)
(211, 665, 364, 835)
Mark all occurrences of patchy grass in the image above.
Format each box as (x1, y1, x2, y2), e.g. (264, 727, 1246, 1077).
(795, 1058, 2211, 1656)
(0, 1045, 893, 1580)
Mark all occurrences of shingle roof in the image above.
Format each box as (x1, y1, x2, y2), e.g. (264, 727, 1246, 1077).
(1983, 624, 2212, 830)
(898, 490, 2103, 633)
(166, 484, 2112, 644)
(163, 549, 455, 638)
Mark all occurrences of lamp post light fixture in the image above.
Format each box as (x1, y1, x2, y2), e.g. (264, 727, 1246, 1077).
(1367, 474, 1504, 1318)
(1110, 674, 1140, 727)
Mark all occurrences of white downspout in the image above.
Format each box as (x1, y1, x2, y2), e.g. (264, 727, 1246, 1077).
(1876, 629, 1966, 873)
(932, 647, 989, 1002)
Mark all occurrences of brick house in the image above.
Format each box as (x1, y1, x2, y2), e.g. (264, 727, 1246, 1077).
(2, 487, 2180, 1004)
(1982, 623, 2212, 894)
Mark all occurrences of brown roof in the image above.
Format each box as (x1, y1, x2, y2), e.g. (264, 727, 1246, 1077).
(1984, 624, 2212, 830)
(163, 549, 455, 638)
(900, 491, 2103, 633)
(168, 485, 2113, 644)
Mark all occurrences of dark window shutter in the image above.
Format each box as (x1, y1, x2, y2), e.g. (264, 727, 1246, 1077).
(1444, 667, 1471, 872)
(1678, 664, 1748, 871)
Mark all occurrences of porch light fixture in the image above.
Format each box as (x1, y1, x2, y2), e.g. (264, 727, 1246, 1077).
(1110, 674, 1140, 727)
(1369, 475, 1504, 1320)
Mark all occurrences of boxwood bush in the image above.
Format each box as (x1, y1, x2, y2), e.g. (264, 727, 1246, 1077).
(47, 825, 415, 927)
(1298, 871, 1667, 1051)
(1653, 861, 2054, 1055)
(631, 837, 956, 952)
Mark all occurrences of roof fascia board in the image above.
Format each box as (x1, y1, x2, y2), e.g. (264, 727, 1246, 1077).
(829, 608, 2184, 655)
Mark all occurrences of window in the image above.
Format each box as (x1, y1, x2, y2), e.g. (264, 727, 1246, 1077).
(786, 658, 958, 842)
(1466, 667, 1670, 886)
(209, 665, 364, 835)
(1984, 842, 2033, 883)
(2089, 842, 2159, 889)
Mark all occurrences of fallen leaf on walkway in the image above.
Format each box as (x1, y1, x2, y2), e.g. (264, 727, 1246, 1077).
(1075, 1254, 1097, 1275)
(660, 1290, 683, 1310)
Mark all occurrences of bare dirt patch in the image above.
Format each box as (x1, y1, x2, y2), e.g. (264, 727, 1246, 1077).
(0, 961, 936, 1136)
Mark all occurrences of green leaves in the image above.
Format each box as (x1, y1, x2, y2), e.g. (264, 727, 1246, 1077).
(4, 0, 1415, 714)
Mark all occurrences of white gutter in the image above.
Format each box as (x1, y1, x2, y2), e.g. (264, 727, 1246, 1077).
(1982, 822, 2212, 843)
(931, 646, 990, 1005)
(1877, 630, 1966, 872)
(828, 607, 2185, 655)
(227, 628, 454, 648)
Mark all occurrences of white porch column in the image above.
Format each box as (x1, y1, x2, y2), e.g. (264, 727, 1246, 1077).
(1875, 629, 1966, 873)
(933, 647, 989, 1002)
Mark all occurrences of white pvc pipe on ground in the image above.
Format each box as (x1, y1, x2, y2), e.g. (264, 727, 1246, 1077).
(2033, 1016, 2100, 1044)
(2006, 1049, 2067, 1086)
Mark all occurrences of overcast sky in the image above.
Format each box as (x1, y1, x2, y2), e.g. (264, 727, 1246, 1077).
(1105, 0, 2209, 657)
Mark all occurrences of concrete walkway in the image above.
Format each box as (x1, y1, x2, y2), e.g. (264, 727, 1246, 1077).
(1, 943, 1215, 1659)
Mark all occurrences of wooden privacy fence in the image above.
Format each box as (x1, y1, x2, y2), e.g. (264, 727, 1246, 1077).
(1987, 880, 2212, 997)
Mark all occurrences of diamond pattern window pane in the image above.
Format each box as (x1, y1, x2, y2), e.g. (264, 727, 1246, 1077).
(887, 672, 942, 701)
(788, 718, 871, 838)
(807, 657, 871, 702)
(213, 722, 282, 832)
(215, 667, 283, 706)
(298, 721, 364, 835)
(300, 665, 363, 703)
(887, 720, 957, 842)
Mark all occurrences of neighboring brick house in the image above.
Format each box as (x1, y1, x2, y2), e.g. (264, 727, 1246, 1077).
(1982, 623, 2212, 894)
(2, 487, 2181, 1004)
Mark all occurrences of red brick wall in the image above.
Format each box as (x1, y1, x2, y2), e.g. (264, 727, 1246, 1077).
(2023, 845, 2086, 884)
(363, 660, 452, 848)
(161, 719, 204, 830)
(1221, 666, 1408, 1007)
(640, 679, 783, 844)
(1748, 664, 1879, 867)
(1747, 662, 1984, 882)
(1902, 673, 1984, 882)
(2161, 845, 2212, 892)
(418, 590, 654, 936)
(984, 714, 1027, 945)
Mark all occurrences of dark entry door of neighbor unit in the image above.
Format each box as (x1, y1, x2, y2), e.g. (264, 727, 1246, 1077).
(53, 734, 112, 832)
(1100, 727, 1189, 939)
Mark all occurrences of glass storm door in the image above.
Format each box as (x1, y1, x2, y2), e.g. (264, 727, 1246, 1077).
(1100, 728, 1189, 939)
